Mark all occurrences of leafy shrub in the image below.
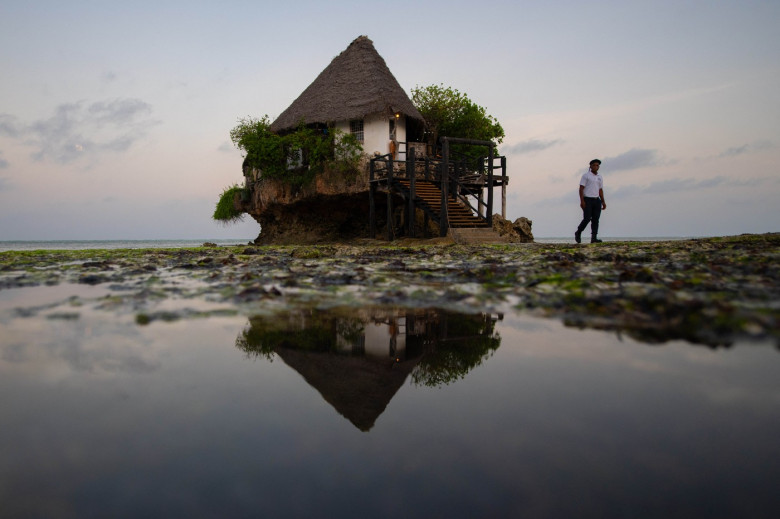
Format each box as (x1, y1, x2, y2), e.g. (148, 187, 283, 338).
(213, 185, 245, 223)
(230, 116, 364, 186)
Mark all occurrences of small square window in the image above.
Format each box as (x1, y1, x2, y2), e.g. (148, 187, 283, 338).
(350, 119, 364, 143)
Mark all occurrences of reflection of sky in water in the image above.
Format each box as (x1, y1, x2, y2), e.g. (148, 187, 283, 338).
(0, 297, 778, 518)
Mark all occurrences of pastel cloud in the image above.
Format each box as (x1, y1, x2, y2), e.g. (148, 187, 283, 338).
(0, 98, 156, 165)
(504, 138, 563, 155)
(719, 140, 773, 158)
(602, 148, 668, 173)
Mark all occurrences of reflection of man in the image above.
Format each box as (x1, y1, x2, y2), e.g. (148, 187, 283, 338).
(575, 159, 607, 244)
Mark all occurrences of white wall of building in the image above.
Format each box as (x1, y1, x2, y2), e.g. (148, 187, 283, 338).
(335, 113, 409, 160)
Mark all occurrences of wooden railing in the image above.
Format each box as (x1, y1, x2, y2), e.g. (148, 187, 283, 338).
(369, 138, 507, 240)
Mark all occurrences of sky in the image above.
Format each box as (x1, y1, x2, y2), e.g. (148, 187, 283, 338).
(1, 0, 778, 240)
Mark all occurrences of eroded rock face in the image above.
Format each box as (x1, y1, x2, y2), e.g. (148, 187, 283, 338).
(239, 164, 534, 244)
(513, 217, 534, 242)
(248, 194, 379, 245)
(241, 166, 371, 214)
(492, 214, 534, 243)
(238, 165, 390, 244)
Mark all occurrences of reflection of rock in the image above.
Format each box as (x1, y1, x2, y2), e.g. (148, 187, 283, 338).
(492, 214, 534, 243)
(236, 308, 502, 431)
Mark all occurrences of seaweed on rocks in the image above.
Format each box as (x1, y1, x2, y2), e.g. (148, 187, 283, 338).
(0, 234, 778, 346)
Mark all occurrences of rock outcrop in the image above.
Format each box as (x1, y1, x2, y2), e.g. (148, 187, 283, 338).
(238, 166, 534, 244)
(492, 214, 534, 243)
(238, 164, 397, 244)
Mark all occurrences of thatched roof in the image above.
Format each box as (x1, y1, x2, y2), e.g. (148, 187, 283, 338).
(273, 347, 419, 432)
(270, 35, 423, 133)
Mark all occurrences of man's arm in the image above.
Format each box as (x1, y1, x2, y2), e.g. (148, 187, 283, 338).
(579, 185, 586, 209)
(599, 188, 606, 210)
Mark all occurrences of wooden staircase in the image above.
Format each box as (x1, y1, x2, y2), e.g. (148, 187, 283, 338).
(397, 179, 487, 228)
(396, 179, 507, 244)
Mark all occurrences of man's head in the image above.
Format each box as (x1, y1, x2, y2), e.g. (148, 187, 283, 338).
(589, 159, 601, 173)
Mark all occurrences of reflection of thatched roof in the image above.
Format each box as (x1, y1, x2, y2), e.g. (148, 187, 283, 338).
(274, 347, 419, 432)
(270, 35, 423, 133)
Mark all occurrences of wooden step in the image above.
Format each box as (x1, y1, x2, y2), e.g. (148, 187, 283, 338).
(396, 179, 489, 230)
(449, 227, 507, 244)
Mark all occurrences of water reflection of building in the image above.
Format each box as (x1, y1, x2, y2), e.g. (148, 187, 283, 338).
(236, 308, 502, 431)
(337, 312, 407, 360)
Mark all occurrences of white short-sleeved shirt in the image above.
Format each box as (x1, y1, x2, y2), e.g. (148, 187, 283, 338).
(580, 171, 603, 198)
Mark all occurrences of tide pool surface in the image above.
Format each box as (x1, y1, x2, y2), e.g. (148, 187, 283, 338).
(0, 294, 778, 518)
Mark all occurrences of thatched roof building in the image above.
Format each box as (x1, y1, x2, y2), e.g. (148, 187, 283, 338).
(269, 35, 423, 134)
(273, 347, 419, 432)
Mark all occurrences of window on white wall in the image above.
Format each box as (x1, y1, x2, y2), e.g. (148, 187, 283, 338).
(350, 119, 364, 143)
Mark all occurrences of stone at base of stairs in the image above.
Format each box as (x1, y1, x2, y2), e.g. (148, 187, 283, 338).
(448, 227, 509, 245)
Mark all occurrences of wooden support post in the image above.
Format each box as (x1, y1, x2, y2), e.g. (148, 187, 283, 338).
(501, 156, 507, 220)
(387, 155, 394, 241)
(487, 144, 494, 227)
(440, 138, 449, 237)
(407, 146, 416, 238)
(478, 158, 485, 218)
(369, 159, 376, 238)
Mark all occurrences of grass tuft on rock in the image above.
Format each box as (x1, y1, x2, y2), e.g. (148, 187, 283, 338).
(213, 185, 245, 224)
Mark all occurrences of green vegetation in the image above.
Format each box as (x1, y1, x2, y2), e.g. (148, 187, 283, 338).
(230, 116, 364, 186)
(2, 235, 777, 347)
(411, 84, 505, 163)
(236, 311, 367, 360)
(410, 313, 501, 387)
(213, 185, 246, 223)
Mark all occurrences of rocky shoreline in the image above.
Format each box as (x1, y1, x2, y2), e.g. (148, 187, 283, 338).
(1, 233, 778, 347)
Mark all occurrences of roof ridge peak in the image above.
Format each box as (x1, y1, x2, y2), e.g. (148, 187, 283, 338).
(269, 36, 422, 132)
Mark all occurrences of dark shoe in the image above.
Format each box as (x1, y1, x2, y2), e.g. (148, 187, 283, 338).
(575, 230, 582, 243)
(591, 237, 603, 243)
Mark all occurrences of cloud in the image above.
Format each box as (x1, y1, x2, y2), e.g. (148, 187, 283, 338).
(101, 70, 118, 83)
(610, 176, 728, 198)
(87, 98, 151, 126)
(0, 114, 23, 138)
(504, 138, 563, 155)
(0, 151, 8, 169)
(217, 141, 234, 153)
(1, 98, 156, 164)
(602, 148, 667, 173)
(536, 175, 735, 207)
(719, 140, 773, 158)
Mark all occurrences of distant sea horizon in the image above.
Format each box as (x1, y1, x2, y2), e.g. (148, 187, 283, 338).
(0, 239, 252, 252)
(0, 236, 701, 252)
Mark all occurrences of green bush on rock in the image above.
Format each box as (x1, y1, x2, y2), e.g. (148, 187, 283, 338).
(213, 185, 246, 224)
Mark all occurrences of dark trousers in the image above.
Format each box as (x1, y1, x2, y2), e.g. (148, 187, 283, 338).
(577, 197, 602, 237)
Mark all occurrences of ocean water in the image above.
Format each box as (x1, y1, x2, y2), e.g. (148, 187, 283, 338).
(0, 238, 253, 252)
(534, 236, 692, 244)
(0, 236, 692, 252)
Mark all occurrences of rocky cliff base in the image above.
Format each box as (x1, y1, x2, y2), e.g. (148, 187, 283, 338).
(240, 166, 534, 244)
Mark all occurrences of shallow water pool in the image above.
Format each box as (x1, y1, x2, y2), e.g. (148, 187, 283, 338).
(1, 294, 778, 518)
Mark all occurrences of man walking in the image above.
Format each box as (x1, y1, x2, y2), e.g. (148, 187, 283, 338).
(575, 159, 607, 243)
